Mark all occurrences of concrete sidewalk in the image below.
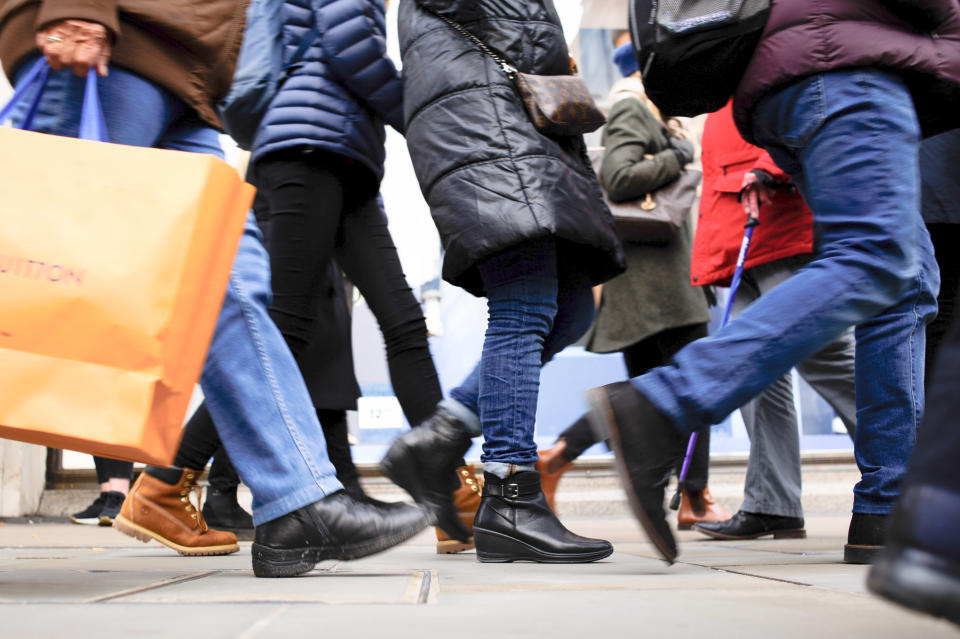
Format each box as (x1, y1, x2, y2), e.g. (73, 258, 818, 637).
(1, 513, 956, 638)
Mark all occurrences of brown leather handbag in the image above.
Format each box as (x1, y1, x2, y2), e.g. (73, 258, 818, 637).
(588, 148, 701, 244)
(433, 12, 606, 137)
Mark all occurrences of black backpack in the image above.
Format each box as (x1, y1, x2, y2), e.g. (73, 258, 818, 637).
(629, 0, 770, 117)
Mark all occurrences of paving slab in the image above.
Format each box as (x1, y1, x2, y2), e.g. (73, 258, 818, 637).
(0, 515, 957, 638)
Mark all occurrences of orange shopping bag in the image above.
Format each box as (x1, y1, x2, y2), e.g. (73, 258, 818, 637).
(0, 64, 254, 465)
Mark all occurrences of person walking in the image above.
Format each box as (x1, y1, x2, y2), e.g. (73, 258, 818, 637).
(250, 0, 444, 431)
(380, 0, 626, 563)
(112, 0, 465, 554)
(537, 39, 729, 530)
(586, 1, 956, 564)
(690, 100, 857, 542)
(0, 0, 429, 576)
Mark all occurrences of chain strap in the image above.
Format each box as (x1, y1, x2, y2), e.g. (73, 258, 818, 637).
(431, 12, 519, 79)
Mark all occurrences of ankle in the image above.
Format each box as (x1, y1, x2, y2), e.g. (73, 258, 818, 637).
(144, 465, 185, 485)
(483, 462, 536, 479)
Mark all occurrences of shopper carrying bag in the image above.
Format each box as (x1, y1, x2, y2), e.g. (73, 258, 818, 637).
(0, 59, 253, 465)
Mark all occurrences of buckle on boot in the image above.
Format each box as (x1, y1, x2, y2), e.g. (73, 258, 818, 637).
(491, 483, 520, 499)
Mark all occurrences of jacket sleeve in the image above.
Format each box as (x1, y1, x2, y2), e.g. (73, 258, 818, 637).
(316, 0, 405, 133)
(751, 150, 790, 181)
(601, 98, 682, 203)
(36, 0, 120, 38)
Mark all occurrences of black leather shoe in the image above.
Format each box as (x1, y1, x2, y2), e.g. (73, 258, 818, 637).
(251, 490, 430, 578)
(202, 487, 255, 541)
(473, 471, 613, 563)
(868, 485, 960, 626)
(693, 510, 806, 540)
(586, 382, 685, 563)
(844, 512, 889, 564)
(380, 407, 473, 542)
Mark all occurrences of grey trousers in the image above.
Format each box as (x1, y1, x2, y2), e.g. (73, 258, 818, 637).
(733, 255, 857, 518)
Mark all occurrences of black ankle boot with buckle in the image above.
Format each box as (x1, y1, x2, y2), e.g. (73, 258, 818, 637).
(473, 471, 613, 563)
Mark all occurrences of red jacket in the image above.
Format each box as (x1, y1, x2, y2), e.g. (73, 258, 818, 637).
(690, 101, 812, 288)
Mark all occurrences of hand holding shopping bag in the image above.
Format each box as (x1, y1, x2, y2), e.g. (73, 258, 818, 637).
(0, 60, 254, 464)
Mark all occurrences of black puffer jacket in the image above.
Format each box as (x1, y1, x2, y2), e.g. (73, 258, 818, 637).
(399, 0, 625, 296)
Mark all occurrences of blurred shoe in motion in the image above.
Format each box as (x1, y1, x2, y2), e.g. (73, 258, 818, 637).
(381, 406, 473, 543)
(868, 485, 960, 626)
(586, 381, 685, 564)
(252, 491, 431, 577)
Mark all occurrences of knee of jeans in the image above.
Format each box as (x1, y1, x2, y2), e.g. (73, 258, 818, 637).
(832, 239, 919, 311)
(487, 301, 556, 340)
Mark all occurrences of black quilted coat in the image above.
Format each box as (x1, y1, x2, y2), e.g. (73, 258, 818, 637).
(399, 0, 625, 296)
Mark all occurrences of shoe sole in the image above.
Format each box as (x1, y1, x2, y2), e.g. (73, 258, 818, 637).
(436, 537, 475, 554)
(69, 516, 100, 525)
(586, 388, 677, 564)
(844, 543, 882, 564)
(473, 527, 613, 564)
(98, 515, 116, 527)
(692, 525, 807, 541)
(868, 546, 960, 625)
(251, 517, 428, 578)
(112, 515, 240, 557)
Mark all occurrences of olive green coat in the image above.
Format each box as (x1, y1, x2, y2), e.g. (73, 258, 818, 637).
(585, 82, 710, 354)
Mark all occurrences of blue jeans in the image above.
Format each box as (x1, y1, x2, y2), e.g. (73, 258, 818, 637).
(634, 70, 939, 514)
(449, 239, 595, 467)
(12, 64, 342, 524)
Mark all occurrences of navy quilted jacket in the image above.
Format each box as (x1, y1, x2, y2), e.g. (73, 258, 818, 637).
(251, 0, 403, 181)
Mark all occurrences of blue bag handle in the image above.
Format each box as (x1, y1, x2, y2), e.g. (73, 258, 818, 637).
(0, 57, 49, 128)
(0, 58, 108, 142)
(79, 67, 108, 142)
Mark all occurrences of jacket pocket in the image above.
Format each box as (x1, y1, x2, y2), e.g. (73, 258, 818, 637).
(713, 150, 757, 192)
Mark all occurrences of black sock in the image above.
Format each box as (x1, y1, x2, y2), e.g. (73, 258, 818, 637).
(145, 465, 184, 485)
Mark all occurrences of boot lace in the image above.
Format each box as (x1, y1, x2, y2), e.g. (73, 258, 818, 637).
(179, 471, 208, 532)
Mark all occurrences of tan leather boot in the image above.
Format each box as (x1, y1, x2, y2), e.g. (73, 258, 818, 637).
(677, 486, 731, 530)
(113, 468, 240, 556)
(536, 440, 573, 513)
(435, 465, 482, 554)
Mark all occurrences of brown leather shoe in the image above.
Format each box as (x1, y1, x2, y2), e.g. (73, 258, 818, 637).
(435, 465, 482, 554)
(536, 441, 573, 513)
(677, 487, 732, 530)
(113, 468, 239, 556)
